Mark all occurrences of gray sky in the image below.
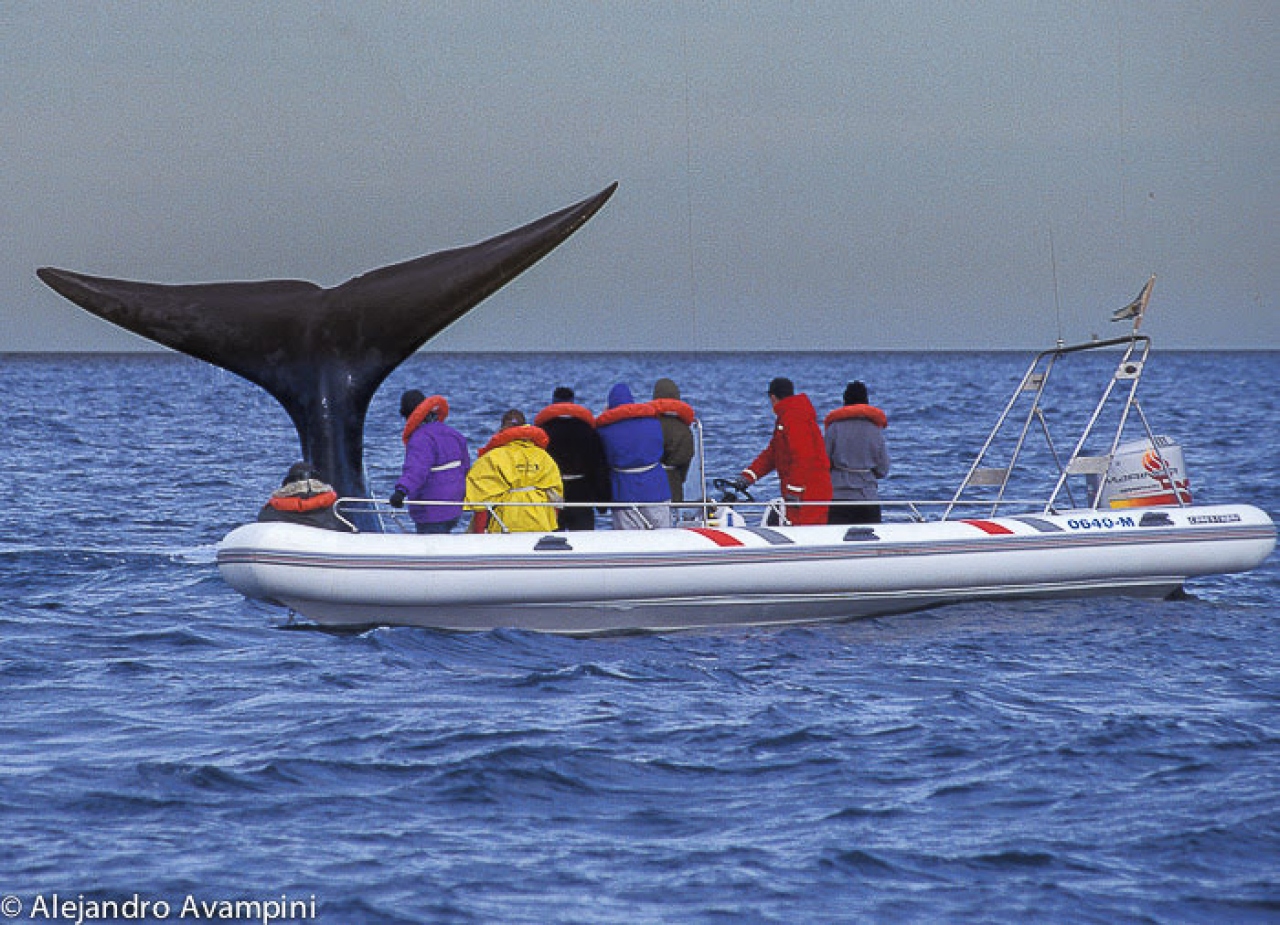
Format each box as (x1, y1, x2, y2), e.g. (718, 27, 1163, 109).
(3, 2, 1276, 352)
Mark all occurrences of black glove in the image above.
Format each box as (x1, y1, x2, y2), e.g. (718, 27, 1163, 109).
(731, 477, 750, 493)
(389, 489, 406, 508)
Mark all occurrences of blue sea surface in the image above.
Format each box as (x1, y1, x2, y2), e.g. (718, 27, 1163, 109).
(1, 350, 1277, 923)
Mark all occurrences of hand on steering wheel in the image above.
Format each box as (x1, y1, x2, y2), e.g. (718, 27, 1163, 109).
(712, 476, 754, 503)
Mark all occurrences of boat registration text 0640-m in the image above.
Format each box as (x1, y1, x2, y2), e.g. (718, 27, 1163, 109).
(1065, 516, 1138, 530)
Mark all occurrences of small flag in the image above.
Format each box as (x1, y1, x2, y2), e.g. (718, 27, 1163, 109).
(1111, 275, 1156, 330)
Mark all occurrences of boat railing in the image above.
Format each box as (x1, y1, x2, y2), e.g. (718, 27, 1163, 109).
(335, 495, 1083, 533)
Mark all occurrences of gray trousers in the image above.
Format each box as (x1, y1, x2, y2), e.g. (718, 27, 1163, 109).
(611, 505, 672, 530)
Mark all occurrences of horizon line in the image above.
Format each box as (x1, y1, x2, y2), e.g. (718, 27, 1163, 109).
(5, 345, 1279, 357)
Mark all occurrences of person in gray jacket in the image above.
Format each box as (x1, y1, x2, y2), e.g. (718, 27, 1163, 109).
(651, 378, 696, 506)
(823, 380, 890, 524)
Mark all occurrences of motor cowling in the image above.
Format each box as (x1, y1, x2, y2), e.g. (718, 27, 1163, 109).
(1093, 436, 1192, 508)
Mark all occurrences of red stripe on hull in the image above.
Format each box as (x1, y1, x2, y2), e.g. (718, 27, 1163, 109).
(961, 519, 1015, 535)
(686, 527, 745, 547)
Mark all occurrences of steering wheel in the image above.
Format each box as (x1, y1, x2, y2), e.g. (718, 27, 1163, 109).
(711, 477, 754, 503)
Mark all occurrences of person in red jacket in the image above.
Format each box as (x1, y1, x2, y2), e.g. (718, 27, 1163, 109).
(734, 377, 832, 526)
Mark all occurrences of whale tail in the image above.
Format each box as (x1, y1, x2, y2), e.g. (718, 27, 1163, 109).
(38, 182, 618, 521)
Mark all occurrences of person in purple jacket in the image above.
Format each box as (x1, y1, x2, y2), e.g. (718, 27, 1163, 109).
(595, 382, 672, 529)
(389, 390, 470, 534)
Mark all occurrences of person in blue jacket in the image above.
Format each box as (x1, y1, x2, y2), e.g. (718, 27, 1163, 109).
(595, 382, 672, 529)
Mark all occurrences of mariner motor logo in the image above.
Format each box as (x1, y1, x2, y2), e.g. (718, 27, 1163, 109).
(1141, 448, 1180, 476)
(1139, 448, 1190, 495)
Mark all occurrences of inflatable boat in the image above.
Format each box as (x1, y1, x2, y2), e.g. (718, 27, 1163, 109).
(218, 503, 1273, 633)
(217, 319, 1276, 634)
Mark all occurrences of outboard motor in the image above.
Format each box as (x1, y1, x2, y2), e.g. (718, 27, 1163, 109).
(1092, 436, 1192, 509)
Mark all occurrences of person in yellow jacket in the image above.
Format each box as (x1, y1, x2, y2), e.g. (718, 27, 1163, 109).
(465, 409, 564, 533)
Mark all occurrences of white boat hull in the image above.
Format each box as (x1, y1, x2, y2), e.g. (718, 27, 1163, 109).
(216, 504, 1275, 634)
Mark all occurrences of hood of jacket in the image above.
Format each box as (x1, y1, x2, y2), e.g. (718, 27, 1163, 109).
(652, 378, 680, 400)
(607, 382, 636, 409)
(774, 392, 818, 424)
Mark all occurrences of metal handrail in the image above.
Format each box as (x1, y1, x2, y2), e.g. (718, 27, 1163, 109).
(335, 495, 1084, 534)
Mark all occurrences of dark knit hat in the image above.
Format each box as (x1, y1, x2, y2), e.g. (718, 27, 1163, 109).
(844, 380, 869, 405)
(553, 386, 575, 403)
(767, 377, 794, 399)
(283, 461, 319, 486)
(399, 389, 426, 418)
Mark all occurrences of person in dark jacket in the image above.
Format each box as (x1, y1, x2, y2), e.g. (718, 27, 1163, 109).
(651, 378, 696, 506)
(257, 461, 355, 532)
(390, 390, 470, 534)
(534, 386, 610, 530)
(735, 377, 832, 525)
(824, 380, 890, 524)
(596, 382, 671, 529)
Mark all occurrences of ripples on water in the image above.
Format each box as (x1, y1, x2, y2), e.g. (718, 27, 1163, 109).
(1, 351, 1277, 923)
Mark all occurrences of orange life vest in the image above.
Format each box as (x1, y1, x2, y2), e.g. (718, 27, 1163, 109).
(479, 424, 551, 456)
(596, 403, 658, 428)
(649, 398, 696, 425)
(533, 403, 595, 428)
(268, 490, 338, 513)
(402, 395, 451, 444)
(823, 404, 888, 429)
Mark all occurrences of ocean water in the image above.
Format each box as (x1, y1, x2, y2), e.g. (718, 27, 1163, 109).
(1, 349, 1277, 924)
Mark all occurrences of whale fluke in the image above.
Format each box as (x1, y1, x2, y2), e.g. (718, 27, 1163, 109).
(39, 182, 617, 524)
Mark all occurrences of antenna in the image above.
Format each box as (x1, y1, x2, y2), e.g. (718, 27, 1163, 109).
(1116, 9, 1129, 238)
(681, 15, 700, 350)
(1048, 223, 1063, 348)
